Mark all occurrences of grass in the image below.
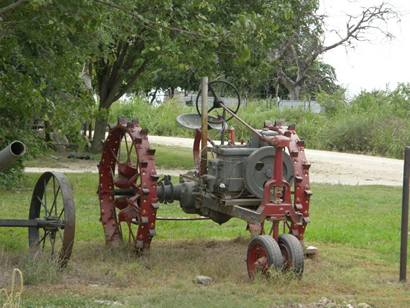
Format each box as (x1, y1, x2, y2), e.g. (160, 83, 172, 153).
(1, 173, 410, 306)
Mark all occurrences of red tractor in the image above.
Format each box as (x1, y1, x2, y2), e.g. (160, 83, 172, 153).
(97, 79, 311, 278)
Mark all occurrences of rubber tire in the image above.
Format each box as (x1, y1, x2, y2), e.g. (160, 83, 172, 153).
(278, 234, 304, 277)
(246, 235, 284, 279)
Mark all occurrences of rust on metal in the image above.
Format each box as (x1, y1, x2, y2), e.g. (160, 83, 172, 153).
(98, 119, 158, 252)
(200, 77, 208, 175)
(95, 79, 312, 279)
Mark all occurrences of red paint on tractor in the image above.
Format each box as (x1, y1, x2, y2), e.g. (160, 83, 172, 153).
(98, 119, 158, 251)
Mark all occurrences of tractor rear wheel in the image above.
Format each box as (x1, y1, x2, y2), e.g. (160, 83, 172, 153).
(278, 233, 304, 277)
(246, 235, 283, 280)
(98, 118, 159, 253)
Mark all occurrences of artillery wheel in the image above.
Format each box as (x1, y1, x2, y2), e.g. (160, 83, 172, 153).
(28, 172, 75, 267)
(246, 235, 283, 280)
(278, 234, 304, 277)
(98, 118, 158, 253)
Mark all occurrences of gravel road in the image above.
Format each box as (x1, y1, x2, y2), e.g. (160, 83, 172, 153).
(25, 135, 404, 186)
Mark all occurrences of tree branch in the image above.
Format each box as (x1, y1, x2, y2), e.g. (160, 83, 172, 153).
(0, 0, 29, 16)
(113, 59, 147, 102)
(322, 3, 396, 53)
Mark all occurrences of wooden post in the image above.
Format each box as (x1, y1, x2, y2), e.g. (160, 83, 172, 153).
(400, 146, 410, 282)
(200, 77, 208, 175)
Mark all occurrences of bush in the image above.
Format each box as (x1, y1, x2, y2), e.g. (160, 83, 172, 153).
(317, 84, 410, 158)
(109, 98, 194, 138)
(321, 114, 377, 153)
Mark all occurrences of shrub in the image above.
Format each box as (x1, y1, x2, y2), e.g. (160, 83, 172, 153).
(321, 114, 377, 153)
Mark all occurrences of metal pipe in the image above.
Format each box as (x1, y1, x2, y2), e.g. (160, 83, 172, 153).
(400, 146, 410, 282)
(0, 140, 26, 172)
(0, 219, 65, 228)
(200, 77, 208, 175)
(156, 216, 210, 221)
(219, 103, 262, 139)
(219, 103, 290, 148)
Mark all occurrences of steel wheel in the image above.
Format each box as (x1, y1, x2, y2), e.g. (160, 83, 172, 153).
(278, 234, 304, 277)
(246, 235, 283, 280)
(28, 172, 75, 267)
(98, 118, 158, 253)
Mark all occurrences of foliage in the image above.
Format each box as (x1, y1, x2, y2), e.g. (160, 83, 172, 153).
(317, 84, 410, 158)
(110, 83, 410, 159)
(88, 0, 314, 151)
(0, 0, 99, 185)
(109, 98, 193, 137)
(0, 0, 97, 130)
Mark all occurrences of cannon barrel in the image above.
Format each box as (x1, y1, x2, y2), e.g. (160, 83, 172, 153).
(0, 140, 26, 172)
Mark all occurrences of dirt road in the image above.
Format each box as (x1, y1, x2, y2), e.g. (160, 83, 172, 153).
(149, 136, 404, 186)
(25, 135, 404, 186)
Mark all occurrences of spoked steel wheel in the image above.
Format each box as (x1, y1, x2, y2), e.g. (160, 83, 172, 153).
(278, 234, 304, 277)
(246, 235, 283, 280)
(98, 118, 158, 253)
(28, 172, 75, 267)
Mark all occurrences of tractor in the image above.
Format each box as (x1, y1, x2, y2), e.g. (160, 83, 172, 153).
(97, 79, 311, 279)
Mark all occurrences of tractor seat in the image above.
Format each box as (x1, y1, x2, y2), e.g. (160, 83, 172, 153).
(176, 113, 227, 131)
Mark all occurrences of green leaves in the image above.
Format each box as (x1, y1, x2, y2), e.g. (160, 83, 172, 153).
(235, 46, 251, 65)
(0, 0, 98, 158)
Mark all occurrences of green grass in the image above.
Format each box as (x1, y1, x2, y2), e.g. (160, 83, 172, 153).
(153, 144, 194, 170)
(0, 174, 404, 261)
(1, 173, 410, 306)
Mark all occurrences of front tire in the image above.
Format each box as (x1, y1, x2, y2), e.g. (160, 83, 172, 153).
(246, 235, 283, 280)
(278, 234, 304, 277)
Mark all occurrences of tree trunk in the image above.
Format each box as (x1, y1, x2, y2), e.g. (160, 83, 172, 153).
(150, 88, 158, 104)
(44, 120, 51, 142)
(169, 87, 175, 98)
(288, 85, 301, 100)
(90, 110, 109, 153)
(88, 122, 93, 140)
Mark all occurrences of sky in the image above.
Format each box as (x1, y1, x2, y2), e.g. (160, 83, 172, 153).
(319, 0, 410, 96)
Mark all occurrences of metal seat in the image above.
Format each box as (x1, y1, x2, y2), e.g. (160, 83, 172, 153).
(176, 113, 227, 131)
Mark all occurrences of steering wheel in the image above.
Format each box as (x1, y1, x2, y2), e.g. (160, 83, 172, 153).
(195, 80, 241, 123)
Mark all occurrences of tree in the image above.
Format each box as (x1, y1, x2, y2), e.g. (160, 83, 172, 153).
(275, 1, 396, 99)
(0, 0, 99, 151)
(89, 0, 301, 151)
(88, 0, 224, 152)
